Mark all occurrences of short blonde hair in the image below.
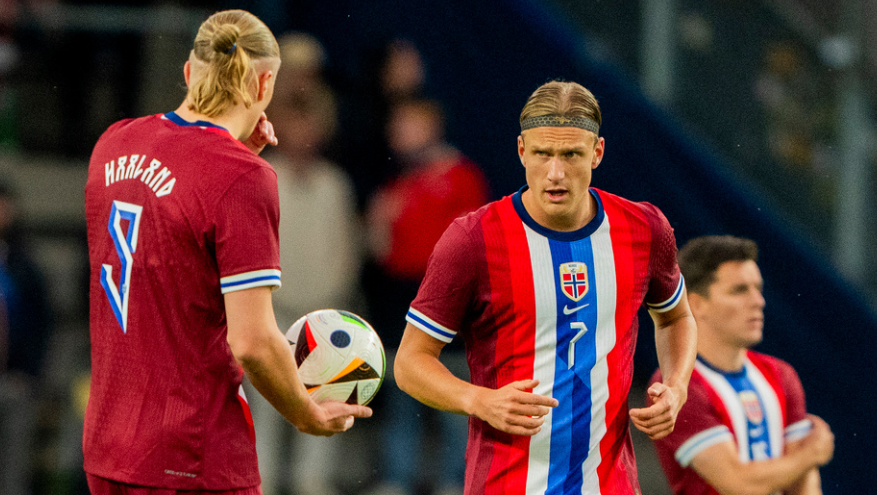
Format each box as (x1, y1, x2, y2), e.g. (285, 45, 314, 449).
(187, 10, 280, 117)
(520, 80, 602, 127)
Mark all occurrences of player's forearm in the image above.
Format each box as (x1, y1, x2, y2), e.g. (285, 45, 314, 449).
(785, 468, 822, 495)
(235, 326, 316, 429)
(698, 450, 822, 495)
(736, 454, 822, 495)
(654, 311, 697, 395)
(225, 288, 319, 431)
(394, 344, 476, 416)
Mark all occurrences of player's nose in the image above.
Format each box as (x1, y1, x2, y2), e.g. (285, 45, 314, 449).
(546, 158, 565, 181)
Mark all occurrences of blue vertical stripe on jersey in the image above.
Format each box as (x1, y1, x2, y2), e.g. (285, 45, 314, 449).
(546, 236, 598, 495)
(724, 370, 773, 460)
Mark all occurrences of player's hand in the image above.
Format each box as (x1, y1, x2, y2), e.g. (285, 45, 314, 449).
(799, 414, 834, 466)
(243, 112, 278, 155)
(296, 399, 373, 437)
(472, 379, 558, 436)
(629, 382, 686, 440)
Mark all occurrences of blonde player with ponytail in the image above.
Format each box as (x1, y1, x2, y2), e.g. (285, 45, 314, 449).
(83, 10, 371, 495)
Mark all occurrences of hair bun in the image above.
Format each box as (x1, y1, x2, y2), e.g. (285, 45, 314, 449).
(211, 24, 241, 54)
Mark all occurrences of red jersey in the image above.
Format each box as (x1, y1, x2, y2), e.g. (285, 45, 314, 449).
(406, 187, 684, 495)
(369, 153, 489, 281)
(83, 113, 281, 490)
(650, 352, 810, 495)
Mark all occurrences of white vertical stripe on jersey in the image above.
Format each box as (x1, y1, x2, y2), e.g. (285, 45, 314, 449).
(524, 225, 557, 495)
(743, 358, 784, 458)
(580, 217, 617, 494)
(693, 361, 751, 462)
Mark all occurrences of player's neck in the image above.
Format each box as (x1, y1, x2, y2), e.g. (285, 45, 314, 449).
(174, 102, 254, 141)
(697, 334, 746, 372)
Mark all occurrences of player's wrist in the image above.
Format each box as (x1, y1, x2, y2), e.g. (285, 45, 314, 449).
(463, 386, 485, 418)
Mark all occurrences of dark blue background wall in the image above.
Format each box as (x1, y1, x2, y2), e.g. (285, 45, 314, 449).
(259, 0, 875, 489)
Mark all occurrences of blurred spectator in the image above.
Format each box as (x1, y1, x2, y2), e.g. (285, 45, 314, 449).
(245, 32, 364, 495)
(338, 38, 429, 211)
(754, 39, 828, 174)
(363, 98, 489, 495)
(0, 180, 54, 495)
(277, 31, 328, 96)
(753, 38, 838, 219)
(0, 0, 21, 151)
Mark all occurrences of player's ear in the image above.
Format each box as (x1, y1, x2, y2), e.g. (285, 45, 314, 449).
(183, 61, 192, 87)
(518, 134, 525, 165)
(257, 70, 273, 101)
(592, 136, 605, 170)
(687, 291, 707, 319)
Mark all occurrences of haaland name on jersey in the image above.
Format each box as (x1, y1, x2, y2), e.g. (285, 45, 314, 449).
(104, 153, 176, 198)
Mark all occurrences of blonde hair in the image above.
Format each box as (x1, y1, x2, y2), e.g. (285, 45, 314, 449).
(187, 10, 280, 117)
(520, 80, 602, 127)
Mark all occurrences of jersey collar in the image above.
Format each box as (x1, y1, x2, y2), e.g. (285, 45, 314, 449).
(696, 354, 747, 378)
(511, 185, 605, 241)
(163, 111, 231, 134)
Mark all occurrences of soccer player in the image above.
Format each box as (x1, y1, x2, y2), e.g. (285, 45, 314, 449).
(393, 80, 698, 495)
(83, 10, 370, 494)
(650, 235, 834, 495)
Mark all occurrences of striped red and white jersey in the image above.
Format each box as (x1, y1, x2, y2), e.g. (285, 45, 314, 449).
(650, 352, 810, 495)
(407, 186, 684, 495)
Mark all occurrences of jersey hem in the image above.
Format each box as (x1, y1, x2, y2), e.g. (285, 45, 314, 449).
(647, 275, 685, 313)
(675, 424, 733, 467)
(406, 308, 456, 343)
(784, 418, 813, 442)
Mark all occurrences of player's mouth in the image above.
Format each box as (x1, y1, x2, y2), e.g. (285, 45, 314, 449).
(545, 188, 568, 201)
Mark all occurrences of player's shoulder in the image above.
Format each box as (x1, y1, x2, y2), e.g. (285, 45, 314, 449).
(746, 350, 800, 382)
(592, 188, 669, 222)
(450, 196, 499, 231)
(96, 114, 161, 142)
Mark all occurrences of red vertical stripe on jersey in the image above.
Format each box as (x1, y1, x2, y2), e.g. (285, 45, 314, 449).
(696, 371, 735, 444)
(597, 192, 650, 490)
(745, 352, 789, 424)
(482, 198, 534, 495)
(237, 389, 256, 444)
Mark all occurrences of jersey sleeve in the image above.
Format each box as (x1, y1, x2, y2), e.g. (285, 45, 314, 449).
(651, 371, 733, 468)
(776, 359, 811, 442)
(406, 220, 479, 343)
(642, 203, 685, 313)
(215, 166, 281, 294)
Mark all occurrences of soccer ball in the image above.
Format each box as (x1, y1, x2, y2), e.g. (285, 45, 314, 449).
(286, 309, 386, 405)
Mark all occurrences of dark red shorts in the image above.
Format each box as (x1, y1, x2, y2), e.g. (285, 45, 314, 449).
(86, 474, 263, 495)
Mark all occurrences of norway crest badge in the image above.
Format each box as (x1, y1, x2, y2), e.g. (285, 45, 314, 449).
(739, 390, 764, 424)
(559, 262, 588, 301)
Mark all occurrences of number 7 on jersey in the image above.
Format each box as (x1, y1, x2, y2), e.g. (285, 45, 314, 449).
(100, 200, 143, 333)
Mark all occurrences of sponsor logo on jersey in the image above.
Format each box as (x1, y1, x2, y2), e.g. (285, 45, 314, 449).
(739, 390, 764, 424)
(559, 262, 588, 301)
(563, 303, 589, 315)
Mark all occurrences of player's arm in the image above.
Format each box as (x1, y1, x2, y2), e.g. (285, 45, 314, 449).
(781, 415, 833, 495)
(394, 323, 558, 436)
(224, 286, 371, 436)
(784, 469, 822, 495)
(688, 415, 833, 495)
(630, 293, 697, 440)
